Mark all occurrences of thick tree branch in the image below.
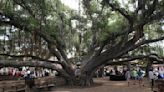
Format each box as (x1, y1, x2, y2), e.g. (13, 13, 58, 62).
(0, 13, 75, 77)
(144, 0, 158, 17)
(0, 60, 58, 70)
(147, 12, 164, 23)
(103, 0, 133, 23)
(0, 59, 72, 78)
(135, 0, 146, 13)
(94, 35, 164, 68)
(107, 54, 164, 64)
(0, 53, 61, 64)
(93, 43, 106, 57)
(47, 43, 61, 60)
(0, 6, 63, 62)
(0, 11, 65, 62)
(13, 0, 36, 19)
(124, 35, 164, 56)
(141, 36, 164, 45)
(55, 37, 69, 62)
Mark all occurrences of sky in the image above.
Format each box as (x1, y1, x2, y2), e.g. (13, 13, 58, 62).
(61, 0, 79, 10)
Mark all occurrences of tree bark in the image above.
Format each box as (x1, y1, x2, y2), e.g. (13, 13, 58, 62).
(127, 61, 131, 70)
(0, 60, 58, 69)
(146, 59, 153, 77)
(79, 70, 94, 86)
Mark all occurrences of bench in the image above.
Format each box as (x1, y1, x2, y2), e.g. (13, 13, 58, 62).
(0, 80, 25, 92)
(35, 76, 55, 90)
(0, 76, 56, 92)
(154, 79, 164, 92)
(0, 75, 19, 81)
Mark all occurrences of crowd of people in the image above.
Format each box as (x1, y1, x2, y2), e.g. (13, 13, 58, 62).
(0, 67, 56, 79)
(148, 66, 164, 90)
(109, 66, 164, 89)
(108, 68, 145, 80)
(124, 68, 145, 86)
(150, 66, 164, 79)
(107, 67, 164, 79)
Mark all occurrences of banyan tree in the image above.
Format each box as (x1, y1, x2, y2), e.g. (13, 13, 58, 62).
(0, 0, 164, 86)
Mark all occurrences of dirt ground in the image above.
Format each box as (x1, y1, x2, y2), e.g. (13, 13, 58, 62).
(47, 77, 152, 92)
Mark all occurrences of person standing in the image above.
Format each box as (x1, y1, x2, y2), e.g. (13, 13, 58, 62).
(125, 69, 131, 86)
(24, 70, 35, 92)
(137, 69, 144, 86)
(131, 69, 138, 85)
(149, 69, 155, 90)
(158, 67, 164, 79)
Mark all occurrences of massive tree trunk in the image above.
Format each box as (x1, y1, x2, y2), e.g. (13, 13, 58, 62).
(77, 55, 109, 86)
(79, 70, 94, 86)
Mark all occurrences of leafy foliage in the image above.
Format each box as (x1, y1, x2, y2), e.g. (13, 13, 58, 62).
(0, 0, 164, 61)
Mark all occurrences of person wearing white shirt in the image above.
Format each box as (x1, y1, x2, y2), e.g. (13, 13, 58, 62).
(149, 69, 155, 90)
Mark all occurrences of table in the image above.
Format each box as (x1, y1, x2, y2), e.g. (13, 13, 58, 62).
(109, 75, 126, 81)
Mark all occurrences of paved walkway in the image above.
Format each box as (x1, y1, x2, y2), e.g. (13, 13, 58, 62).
(48, 77, 152, 92)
